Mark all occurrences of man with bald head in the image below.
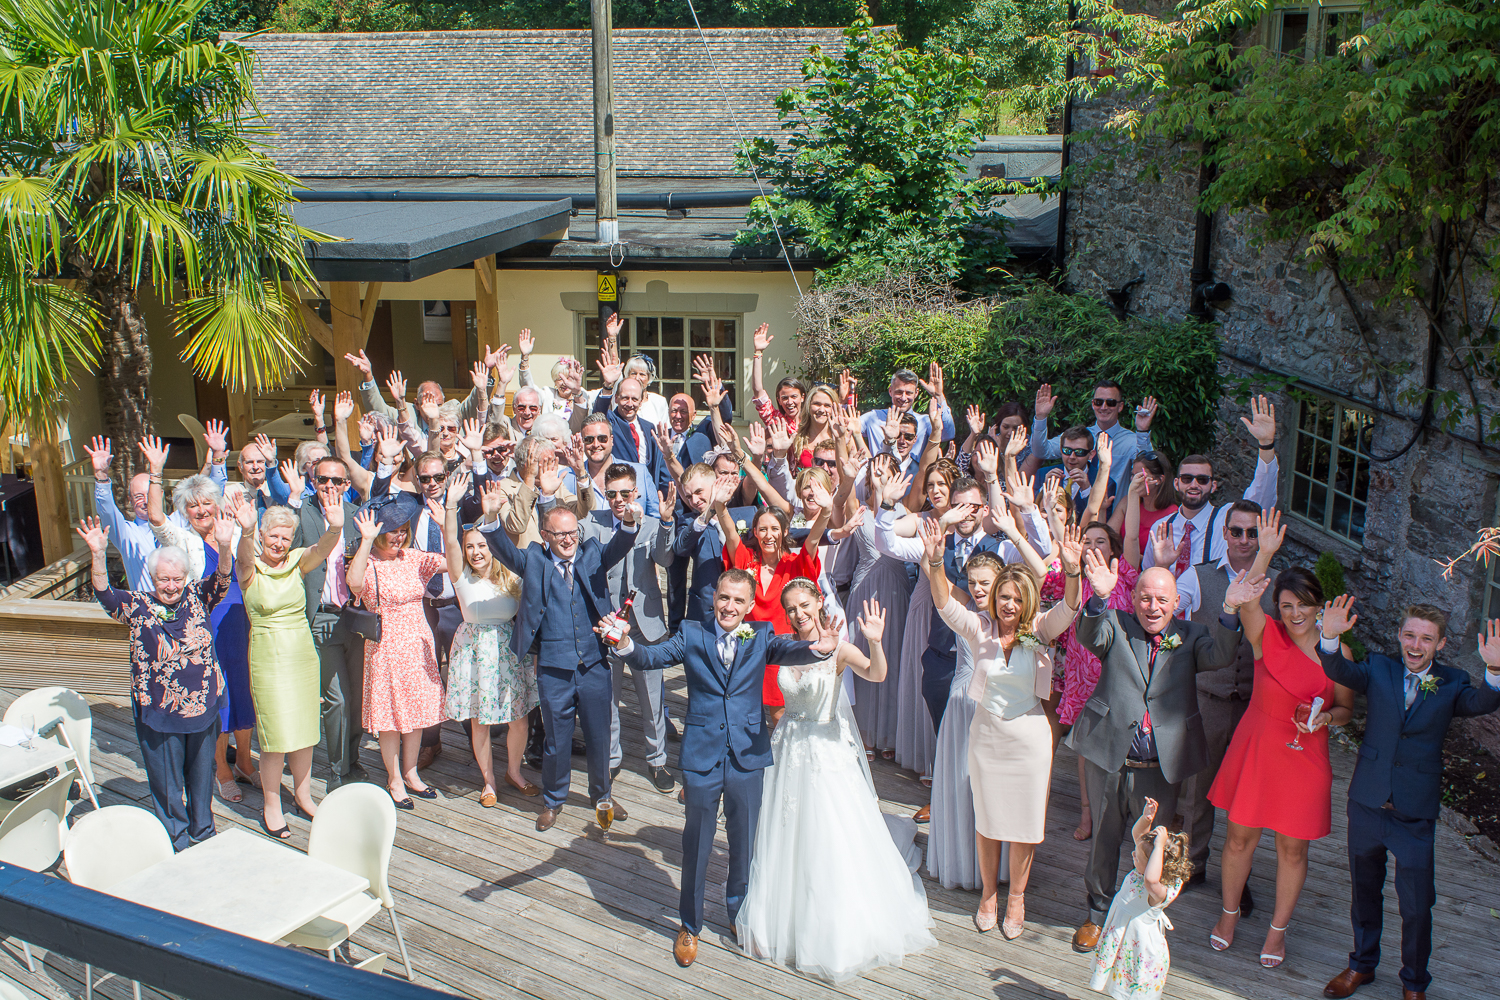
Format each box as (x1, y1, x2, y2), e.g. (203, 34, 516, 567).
(593, 374, 672, 496)
(1066, 552, 1262, 953)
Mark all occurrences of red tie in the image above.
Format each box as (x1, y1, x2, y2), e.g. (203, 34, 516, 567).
(630, 422, 643, 458)
(1174, 521, 1194, 576)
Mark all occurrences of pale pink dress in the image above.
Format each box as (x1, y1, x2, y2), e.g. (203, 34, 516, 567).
(360, 548, 447, 734)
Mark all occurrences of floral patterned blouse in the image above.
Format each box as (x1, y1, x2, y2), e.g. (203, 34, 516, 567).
(98, 575, 230, 733)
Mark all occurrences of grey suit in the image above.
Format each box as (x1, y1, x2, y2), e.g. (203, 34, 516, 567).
(1067, 599, 1242, 924)
(293, 498, 365, 782)
(582, 510, 674, 769)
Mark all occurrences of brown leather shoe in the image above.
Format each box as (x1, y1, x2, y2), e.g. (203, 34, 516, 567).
(478, 790, 497, 808)
(1072, 921, 1101, 953)
(1322, 968, 1375, 998)
(535, 806, 559, 832)
(913, 804, 931, 823)
(416, 742, 440, 770)
(1401, 991, 1424, 1000)
(504, 774, 540, 796)
(673, 928, 698, 967)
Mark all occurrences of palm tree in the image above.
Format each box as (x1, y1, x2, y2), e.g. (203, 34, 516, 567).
(0, 0, 326, 481)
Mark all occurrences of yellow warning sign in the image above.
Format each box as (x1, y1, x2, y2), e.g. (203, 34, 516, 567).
(597, 273, 617, 301)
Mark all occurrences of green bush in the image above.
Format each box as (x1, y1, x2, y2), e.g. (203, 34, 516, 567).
(797, 283, 1223, 463)
(1312, 551, 1367, 660)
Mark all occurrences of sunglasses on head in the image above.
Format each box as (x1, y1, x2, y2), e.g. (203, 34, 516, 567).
(603, 489, 633, 499)
(581, 434, 610, 445)
(1227, 526, 1259, 539)
(315, 475, 348, 486)
(1177, 473, 1213, 485)
(1060, 446, 1091, 458)
(1093, 397, 1122, 407)
(417, 472, 448, 485)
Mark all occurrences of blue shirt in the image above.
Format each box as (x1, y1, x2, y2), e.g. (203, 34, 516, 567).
(93, 480, 159, 590)
(860, 405, 955, 462)
(1030, 418, 1153, 498)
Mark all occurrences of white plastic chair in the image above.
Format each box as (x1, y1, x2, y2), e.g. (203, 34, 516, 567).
(0, 767, 77, 973)
(280, 783, 412, 979)
(177, 413, 210, 468)
(4, 687, 100, 809)
(64, 806, 173, 1000)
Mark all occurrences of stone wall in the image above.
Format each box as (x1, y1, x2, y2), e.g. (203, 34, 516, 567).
(1062, 52, 1500, 680)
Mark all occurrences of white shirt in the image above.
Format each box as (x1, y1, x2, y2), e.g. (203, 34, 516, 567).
(1143, 455, 1280, 571)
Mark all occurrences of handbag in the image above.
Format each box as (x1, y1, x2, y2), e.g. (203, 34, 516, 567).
(339, 562, 382, 641)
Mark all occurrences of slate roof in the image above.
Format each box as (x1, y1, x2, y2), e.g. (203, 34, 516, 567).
(236, 28, 846, 179)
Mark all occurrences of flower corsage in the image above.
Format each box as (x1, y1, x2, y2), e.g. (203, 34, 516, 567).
(1160, 633, 1183, 650)
(1016, 629, 1045, 651)
(1417, 674, 1440, 699)
(732, 623, 755, 640)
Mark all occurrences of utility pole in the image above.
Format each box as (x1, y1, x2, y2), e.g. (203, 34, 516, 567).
(591, 0, 618, 249)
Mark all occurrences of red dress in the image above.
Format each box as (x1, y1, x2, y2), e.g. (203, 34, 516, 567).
(725, 542, 822, 706)
(1208, 621, 1336, 840)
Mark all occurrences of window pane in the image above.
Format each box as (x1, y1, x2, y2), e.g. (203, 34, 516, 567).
(715, 319, 737, 349)
(663, 351, 685, 380)
(1323, 10, 1355, 57)
(1351, 456, 1369, 502)
(635, 316, 658, 347)
(1309, 481, 1329, 524)
(713, 353, 735, 380)
(1312, 440, 1331, 484)
(662, 317, 684, 347)
(1292, 474, 1311, 518)
(1280, 11, 1309, 56)
(690, 318, 713, 348)
(1294, 434, 1314, 476)
(1299, 400, 1319, 434)
(1334, 445, 1356, 494)
(1316, 399, 1334, 440)
(1331, 493, 1352, 537)
(1338, 408, 1365, 450)
(584, 317, 600, 347)
(1348, 500, 1366, 543)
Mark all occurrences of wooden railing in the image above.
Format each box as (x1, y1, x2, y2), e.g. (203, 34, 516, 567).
(0, 547, 128, 697)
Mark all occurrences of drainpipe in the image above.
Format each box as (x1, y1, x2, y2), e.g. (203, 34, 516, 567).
(1052, 3, 1077, 280)
(1188, 149, 1230, 320)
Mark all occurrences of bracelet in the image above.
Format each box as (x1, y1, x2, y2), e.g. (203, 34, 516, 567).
(1221, 604, 1239, 615)
(1258, 442, 1276, 450)
(148, 475, 162, 482)
(1066, 571, 1082, 579)
(753, 351, 763, 359)
(94, 474, 110, 483)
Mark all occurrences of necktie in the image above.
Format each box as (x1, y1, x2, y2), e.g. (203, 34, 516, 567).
(630, 422, 643, 459)
(1174, 521, 1194, 576)
(956, 537, 972, 570)
(1404, 672, 1419, 709)
(559, 558, 574, 591)
(720, 633, 735, 667)
(1131, 635, 1163, 760)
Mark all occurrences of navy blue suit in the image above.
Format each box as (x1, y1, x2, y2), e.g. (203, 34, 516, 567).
(668, 503, 759, 630)
(483, 519, 633, 810)
(622, 620, 822, 935)
(1322, 646, 1500, 992)
(591, 394, 672, 495)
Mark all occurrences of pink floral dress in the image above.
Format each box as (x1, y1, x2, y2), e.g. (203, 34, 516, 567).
(1089, 868, 1180, 1000)
(1044, 560, 1139, 725)
(360, 548, 448, 734)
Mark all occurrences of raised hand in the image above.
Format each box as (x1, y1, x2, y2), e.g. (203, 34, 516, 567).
(965, 404, 986, 437)
(447, 471, 471, 506)
(812, 612, 844, 655)
(808, 480, 833, 513)
(744, 422, 768, 460)
(838, 368, 857, 402)
(471, 361, 490, 391)
(376, 424, 403, 464)
(1004, 426, 1029, 458)
(1128, 467, 1149, 498)
(919, 361, 945, 401)
(492, 345, 517, 388)
(1321, 594, 1358, 639)
(604, 311, 625, 342)
(1083, 547, 1119, 600)
(1135, 395, 1159, 432)
(254, 433, 276, 462)
(1241, 394, 1277, 447)
(324, 499, 345, 529)
(280, 458, 304, 498)
(138, 436, 169, 474)
(597, 338, 623, 387)
(343, 349, 373, 378)
(1058, 523, 1085, 577)
(76, 516, 110, 554)
(203, 419, 229, 459)
(711, 476, 736, 508)
(308, 389, 326, 420)
(385, 369, 407, 404)
(212, 508, 237, 548)
(768, 418, 793, 456)
(660, 480, 677, 514)
(883, 470, 914, 507)
(1224, 569, 1270, 610)
(1142, 796, 1159, 826)
(1095, 430, 1113, 470)
(461, 418, 484, 454)
(882, 406, 901, 443)
(752, 322, 772, 352)
(694, 355, 725, 408)
(1257, 507, 1286, 557)
(1034, 383, 1057, 421)
(919, 515, 945, 564)
(973, 439, 1000, 481)
(858, 598, 886, 644)
(991, 501, 1018, 537)
(536, 453, 562, 496)
(652, 422, 675, 455)
(228, 491, 257, 530)
(1040, 476, 1062, 519)
(1477, 620, 1500, 672)
(354, 509, 380, 540)
(480, 479, 506, 517)
(84, 435, 113, 475)
(938, 502, 977, 530)
(517, 328, 535, 358)
(1005, 469, 1038, 512)
(482, 341, 508, 368)
(562, 436, 587, 474)
(1150, 519, 1179, 569)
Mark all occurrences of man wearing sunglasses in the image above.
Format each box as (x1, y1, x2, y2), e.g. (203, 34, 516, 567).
(1031, 380, 1156, 504)
(290, 456, 368, 789)
(1039, 426, 1115, 519)
(578, 415, 660, 519)
(407, 452, 466, 768)
(511, 386, 544, 437)
(858, 364, 955, 462)
(584, 464, 676, 793)
(1142, 395, 1280, 574)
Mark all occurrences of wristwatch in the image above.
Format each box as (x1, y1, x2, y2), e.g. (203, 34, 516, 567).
(879, 500, 896, 511)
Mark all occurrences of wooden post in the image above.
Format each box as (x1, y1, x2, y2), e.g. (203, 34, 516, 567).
(224, 389, 254, 449)
(27, 421, 73, 562)
(329, 282, 364, 420)
(474, 257, 500, 364)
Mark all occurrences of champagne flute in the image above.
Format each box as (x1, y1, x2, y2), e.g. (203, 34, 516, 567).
(20, 712, 35, 752)
(1286, 696, 1325, 752)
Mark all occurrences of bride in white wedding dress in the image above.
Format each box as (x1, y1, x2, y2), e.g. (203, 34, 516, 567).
(735, 581, 937, 983)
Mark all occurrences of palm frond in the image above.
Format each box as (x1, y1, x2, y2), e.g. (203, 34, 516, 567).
(174, 277, 305, 392)
(0, 268, 100, 431)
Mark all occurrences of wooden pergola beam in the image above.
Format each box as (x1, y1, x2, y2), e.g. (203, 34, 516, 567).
(297, 300, 335, 357)
(328, 282, 365, 418)
(360, 281, 383, 340)
(27, 422, 73, 563)
(474, 255, 500, 363)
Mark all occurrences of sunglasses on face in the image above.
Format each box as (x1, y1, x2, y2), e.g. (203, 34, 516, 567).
(436, 424, 459, 433)
(315, 475, 348, 486)
(603, 489, 634, 499)
(1227, 526, 1260, 539)
(1093, 398, 1122, 408)
(581, 434, 610, 445)
(481, 444, 513, 457)
(1060, 446, 1091, 458)
(514, 405, 540, 415)
(1177, 474, 1213, 485)
(897, 431, 917, 442)
(417, 473, 448, 485)
(813, 457, 837, 469)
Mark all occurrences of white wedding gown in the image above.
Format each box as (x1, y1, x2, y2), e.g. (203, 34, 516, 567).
(735, 659, 937, 983)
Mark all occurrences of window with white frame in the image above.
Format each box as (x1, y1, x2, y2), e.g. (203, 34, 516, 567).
(1289, 394, 1374, 544)
(581, 314, 740, 414)
(1269, 4, 1362, 60)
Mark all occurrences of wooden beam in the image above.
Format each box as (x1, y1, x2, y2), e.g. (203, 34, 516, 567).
(360, 281, 383, 342)
(27, 422, 72, 564)
(474, 255, 500, 362)
(450, 301, 471, 388)
(329, 282, 364, 420)
(225, 388, 254, 449)
(297, 300, 335, 357)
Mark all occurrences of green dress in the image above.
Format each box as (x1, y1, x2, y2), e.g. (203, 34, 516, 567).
(244, 548, 320, 753)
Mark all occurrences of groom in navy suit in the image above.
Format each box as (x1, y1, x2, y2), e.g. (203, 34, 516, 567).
(1318, 602, 1500, 1000)
(609, 568, 839, 968)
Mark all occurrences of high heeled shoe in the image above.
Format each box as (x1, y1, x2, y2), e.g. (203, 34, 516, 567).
(1210, 907, 1240, 951)
(1001, 892, 1026, 940)
(974, 900, 999, 933)
(1261, 923, 1289, 968)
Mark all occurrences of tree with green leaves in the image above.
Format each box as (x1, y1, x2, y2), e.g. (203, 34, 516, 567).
(737, 15, 1010, 286)
(1033, 0, 1500, 444)
(0, 0, 326, 481)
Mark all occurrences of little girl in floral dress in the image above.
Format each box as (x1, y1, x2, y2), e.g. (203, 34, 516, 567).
(1089, 797, 1192, 1000)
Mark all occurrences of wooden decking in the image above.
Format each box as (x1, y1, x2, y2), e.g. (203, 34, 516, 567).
(3, 676, 1499, 1000)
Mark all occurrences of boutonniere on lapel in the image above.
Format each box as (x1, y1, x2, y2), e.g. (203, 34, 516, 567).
(732, 624, 755, 641)
(736, 519, 748, 532)
(790, 513, 808, 529)
(1159, 633, 1183, 651)
(1417, 674, 1440, 700)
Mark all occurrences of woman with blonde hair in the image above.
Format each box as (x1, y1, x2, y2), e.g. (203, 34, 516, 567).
(442, 473, 541, 807)
(921, 517, 1083, 939)
(787, 383, 841, 470)
(230, 499, 346, 839)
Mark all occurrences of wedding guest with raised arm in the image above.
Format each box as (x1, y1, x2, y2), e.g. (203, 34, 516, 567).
(1031, 381, 1156, 499)
(441, 473, 539, 807)
(345, 493, 449, 811)
(1110, 450, 1177, 561)
(85, 513, 235, 850)
(922, 516, 1082, 938)
(576, 414, 660, 518)
(1040, 426, 1115, 522)
(516, 329, 594, 428)
(859, 363, 955, 462)
(331, 391, 403, 501)
(1316, 601, 1500, 1000)
(748, 322, 806, 433)
(1067, 552, 1254, 955)
(83, 435, 159, 594)
(1208, 509, 1355, 968)
(345, 347, 487, 434)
